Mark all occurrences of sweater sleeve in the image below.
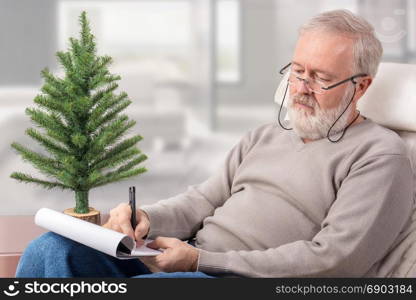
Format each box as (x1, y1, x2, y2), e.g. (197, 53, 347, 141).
(197, 154, 414, 277)
(140, 131, 254, 240)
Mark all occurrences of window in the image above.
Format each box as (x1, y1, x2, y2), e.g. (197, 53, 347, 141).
(58, 1, 192, 75)
(215, 0, 241, 83)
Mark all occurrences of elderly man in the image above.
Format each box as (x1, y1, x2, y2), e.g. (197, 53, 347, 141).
(17, 9, 413, 278)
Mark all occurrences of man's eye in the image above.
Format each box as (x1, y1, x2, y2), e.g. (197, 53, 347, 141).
(317, 76, 330, 82)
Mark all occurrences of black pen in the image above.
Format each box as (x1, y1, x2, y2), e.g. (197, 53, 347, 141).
(129, 186, 137, 229)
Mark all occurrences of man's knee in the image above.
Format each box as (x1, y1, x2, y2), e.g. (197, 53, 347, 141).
(24, 232, 76, 258)
(16, 232, 77, 277)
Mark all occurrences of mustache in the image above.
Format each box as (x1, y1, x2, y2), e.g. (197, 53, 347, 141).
(291, 94, 316, 109)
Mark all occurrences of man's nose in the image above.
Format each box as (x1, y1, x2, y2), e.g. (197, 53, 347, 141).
(298, 79, 312, 94)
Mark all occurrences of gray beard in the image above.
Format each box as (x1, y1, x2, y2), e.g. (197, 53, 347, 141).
(287, 86, 355, 140)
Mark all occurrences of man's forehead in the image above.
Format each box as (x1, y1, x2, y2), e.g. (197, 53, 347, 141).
(291, 61, 335, 77)
(292, 30, 354, 76)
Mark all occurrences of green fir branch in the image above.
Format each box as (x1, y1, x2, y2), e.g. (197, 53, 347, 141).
(89, 93, 119, 120)
(89, 135, 142, 167)
(92, 147, 141, 171)
(90, 83, 118, 106)
(11, 142, 63, 178)
(69, 38, 89, 87)
(115, 154, 147, 174)
(40, 69, 68, 99)
(90, 74, 121, 90)
(90, 56, 112, 76)
(46, 128, 70, 146)
(87, 93, 129, 132)
(92, 100, 131, 132)
(26, 108, 69, 135)
(10, 172, 71, 190)
(98, 155, 147, 180)
(33, 95, 75, 128)
(72, 96, 92, 117)
(88, 115, 130, 155)
(29, 110, 73, 147)
(34, 95, 65, 114)
(108, 119, 136, 144)
(55, 169, 78, 186)
(26, 128, 71, 158)
(56, 51, 74, 74)
(95, 119, 136, 153)
(79, 11, 95, 53)
(65, 69, 86, 96)
(91, 167, 147, 188)
(60, 156, 80, 174)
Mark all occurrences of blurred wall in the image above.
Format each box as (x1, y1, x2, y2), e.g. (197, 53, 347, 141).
(217, 0, 278, 108)
(0, 0, 57, 86)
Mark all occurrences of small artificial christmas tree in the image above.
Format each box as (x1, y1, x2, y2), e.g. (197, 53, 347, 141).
(10, 11, 147, 214)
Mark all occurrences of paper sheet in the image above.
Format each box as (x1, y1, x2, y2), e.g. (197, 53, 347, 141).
(119, 240, 163, 258)
(35, 207, 162, 259)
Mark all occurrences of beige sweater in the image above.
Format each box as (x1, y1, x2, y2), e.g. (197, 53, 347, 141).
(141, 119, 414, 277)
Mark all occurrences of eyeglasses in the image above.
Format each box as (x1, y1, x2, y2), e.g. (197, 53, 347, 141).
(279, 62, 367, 95)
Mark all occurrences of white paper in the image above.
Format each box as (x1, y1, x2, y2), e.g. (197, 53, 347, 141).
(35, 207, 162, 259)
(119, 240, 163, 258)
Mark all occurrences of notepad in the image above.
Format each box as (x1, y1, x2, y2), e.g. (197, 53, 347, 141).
(35, 207, 162, 259)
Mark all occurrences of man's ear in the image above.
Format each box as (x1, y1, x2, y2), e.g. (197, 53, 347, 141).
(354, 76, 372, 104)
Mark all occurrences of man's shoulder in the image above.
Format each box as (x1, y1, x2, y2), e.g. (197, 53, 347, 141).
(239, 122, 287, 147)
(247, 121, 287, 138)
(250, 122, 276, 135)
(354, 119, 407, 157)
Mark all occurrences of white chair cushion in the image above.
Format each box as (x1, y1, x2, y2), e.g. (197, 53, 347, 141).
(358, 62, 416, 132)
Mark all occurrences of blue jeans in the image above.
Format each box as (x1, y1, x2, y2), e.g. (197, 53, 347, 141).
(15, 232, 214, 278)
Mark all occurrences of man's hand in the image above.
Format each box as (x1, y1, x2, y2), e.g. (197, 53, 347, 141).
(140, 237, 200, 273)
(102, 203, 151, 244)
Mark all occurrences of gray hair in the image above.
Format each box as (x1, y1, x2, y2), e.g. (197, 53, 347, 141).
(300, 9, 383, 77)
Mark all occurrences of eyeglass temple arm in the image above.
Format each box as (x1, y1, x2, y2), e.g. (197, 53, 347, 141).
(322, 73, 367, 90)
(279, 62, 292, 75)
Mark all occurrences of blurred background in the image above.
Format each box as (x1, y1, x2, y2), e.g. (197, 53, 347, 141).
(1, 0, 415, 215)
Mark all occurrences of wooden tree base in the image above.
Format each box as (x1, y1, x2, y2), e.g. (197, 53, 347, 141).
(63, 207, 101, 225)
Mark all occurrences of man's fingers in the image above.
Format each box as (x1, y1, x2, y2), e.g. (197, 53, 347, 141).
(134, 222, 148, 240)
(112, 224, 122, 233)
(139, 257, 162, 273)
(119, 222, 135, 239)
(138, 256, 155, 265)
(102, 222, 110, 229)
(147, 237, 179, 250)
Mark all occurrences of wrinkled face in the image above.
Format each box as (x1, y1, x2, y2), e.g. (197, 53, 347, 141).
(287, 30, 357, 140)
